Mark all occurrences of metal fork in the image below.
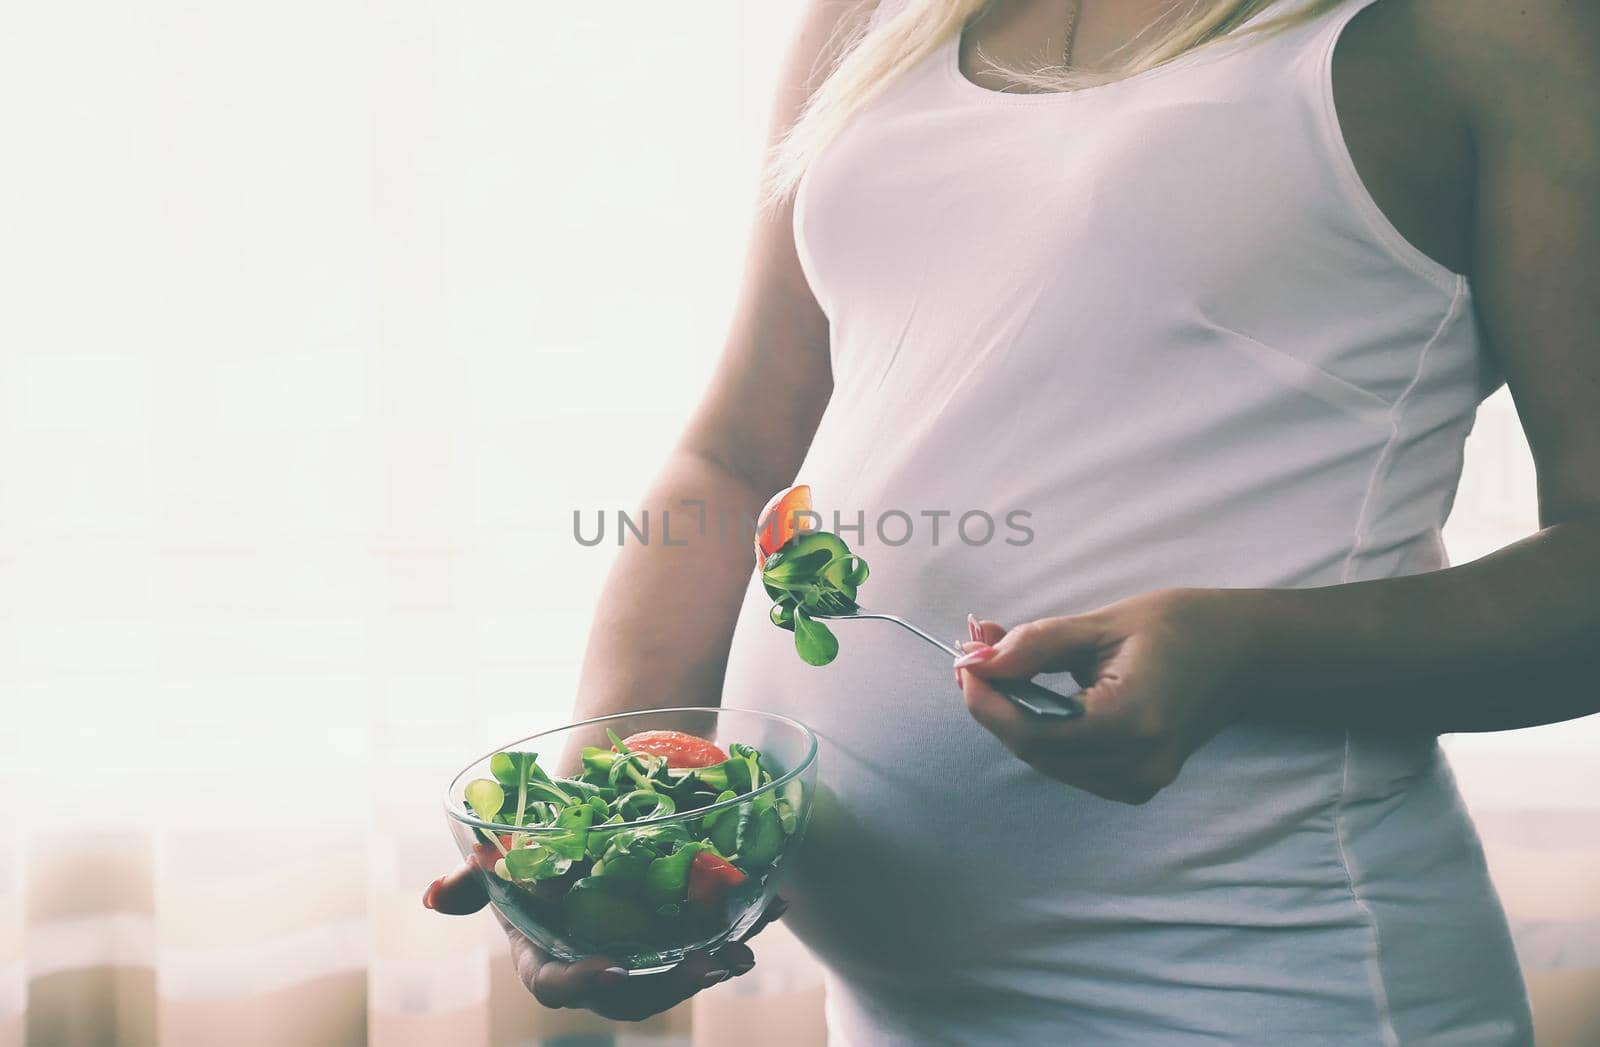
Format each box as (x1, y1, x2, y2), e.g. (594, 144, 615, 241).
(808, 608, 1084, 720)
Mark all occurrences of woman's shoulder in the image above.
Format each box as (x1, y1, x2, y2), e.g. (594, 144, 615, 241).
(1395, 0, 1600, 132)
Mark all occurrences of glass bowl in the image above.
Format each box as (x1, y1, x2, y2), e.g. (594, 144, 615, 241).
(444, 706, 818, 973)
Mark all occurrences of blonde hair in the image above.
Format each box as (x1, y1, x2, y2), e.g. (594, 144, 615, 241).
(760, 0, 1342, 212)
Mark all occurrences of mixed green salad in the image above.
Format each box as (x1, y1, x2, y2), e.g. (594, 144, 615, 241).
(755, 485, 869, 667)
(462, 729, 801, 953)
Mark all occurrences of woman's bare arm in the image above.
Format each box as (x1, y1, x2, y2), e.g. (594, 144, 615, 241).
(573, 1, 878, 721)
(427, 1, 882, 1019)
(1222, 0, 1600, 732)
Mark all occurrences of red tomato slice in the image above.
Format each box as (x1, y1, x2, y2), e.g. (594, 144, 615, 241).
(619, 730, 730, 769)
(754, 484, 817, 566)
(687, 849, 747, 905)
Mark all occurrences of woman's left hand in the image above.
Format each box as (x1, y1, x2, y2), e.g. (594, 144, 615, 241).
(955, 588, 1261, 805)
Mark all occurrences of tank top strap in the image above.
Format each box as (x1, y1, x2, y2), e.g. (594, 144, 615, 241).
(1302, 0, 1389, 41)
(1274, 0, 1465, 294)
(1269, 0, 1388, 74)
(1227, 0, 1379, 66)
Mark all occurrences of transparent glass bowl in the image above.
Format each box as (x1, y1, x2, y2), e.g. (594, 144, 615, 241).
(444, 706, 818, 973)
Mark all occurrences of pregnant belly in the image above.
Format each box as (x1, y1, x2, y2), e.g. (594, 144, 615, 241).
(721, 573, 1391, 992)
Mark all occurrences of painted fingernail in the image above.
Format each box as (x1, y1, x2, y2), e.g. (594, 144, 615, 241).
(702, 968, 731, 986)
(422, 878, 441, 910)
(601, 966, 628, 986)
(967, 613, 982, 642)
(731, 958, 756, 975)
(952, 645, 996, 669)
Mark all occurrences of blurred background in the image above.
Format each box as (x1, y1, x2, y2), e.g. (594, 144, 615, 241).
(0, 1, 1594, 1044)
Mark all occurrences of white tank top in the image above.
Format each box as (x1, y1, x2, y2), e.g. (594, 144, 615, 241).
(721, 0, 1533, 1042)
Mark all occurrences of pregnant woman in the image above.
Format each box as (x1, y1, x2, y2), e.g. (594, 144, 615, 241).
(429, 0, 1599, 1041)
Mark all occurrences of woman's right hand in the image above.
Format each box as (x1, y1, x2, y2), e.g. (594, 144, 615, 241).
(423, 860, 784, 1022)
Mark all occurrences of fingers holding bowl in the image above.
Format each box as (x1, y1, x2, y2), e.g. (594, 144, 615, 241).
(448, 878, 781, 1022)
(554, 942, 753, 1023)
(422, 861, 488, 915)
(511, 924, 758, 1022)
